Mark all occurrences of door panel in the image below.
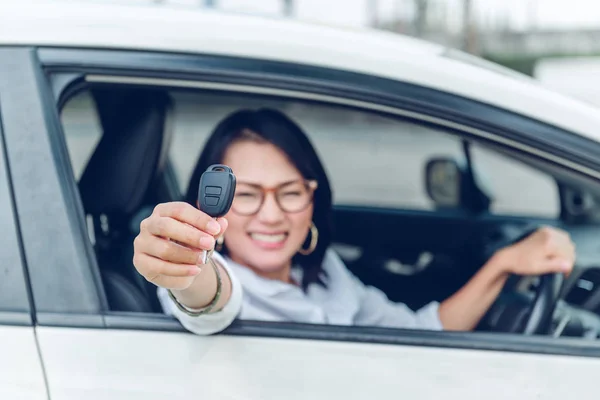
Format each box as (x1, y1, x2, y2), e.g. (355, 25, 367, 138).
(0, 326, 47, 399)
(36, 326, 600, 400)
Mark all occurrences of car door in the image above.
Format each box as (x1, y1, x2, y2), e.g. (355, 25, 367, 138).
(10, 46, 600, 399)
(0, 50, 48, 399)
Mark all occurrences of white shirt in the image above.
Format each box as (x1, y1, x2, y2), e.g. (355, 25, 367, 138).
(158, 249, 444, 335)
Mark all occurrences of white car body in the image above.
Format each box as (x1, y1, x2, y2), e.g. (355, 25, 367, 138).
(0, 327, 47, 399)
(1, 2, 600, 399)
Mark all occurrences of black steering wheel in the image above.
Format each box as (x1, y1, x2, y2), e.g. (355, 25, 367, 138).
(520, 273, 561, 335)
(481, 226, 563, 335)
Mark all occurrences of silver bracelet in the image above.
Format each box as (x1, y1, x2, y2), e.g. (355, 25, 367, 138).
(167, 257, 222, 317)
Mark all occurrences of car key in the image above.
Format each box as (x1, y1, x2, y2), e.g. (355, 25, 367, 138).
(197, 164, 236, 264)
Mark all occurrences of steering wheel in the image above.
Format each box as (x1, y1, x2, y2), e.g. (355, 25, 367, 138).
(481, 226, 563, 335)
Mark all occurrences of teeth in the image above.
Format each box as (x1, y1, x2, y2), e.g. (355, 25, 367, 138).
(250, 233, 286, 243)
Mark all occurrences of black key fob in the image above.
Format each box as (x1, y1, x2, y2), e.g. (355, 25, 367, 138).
(198, 164, 236, 218)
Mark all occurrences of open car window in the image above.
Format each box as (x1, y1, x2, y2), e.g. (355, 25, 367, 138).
(58, 82, 600, 345)
(57, 85, 570, 325)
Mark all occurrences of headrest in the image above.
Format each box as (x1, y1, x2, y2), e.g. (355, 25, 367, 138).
(79, 87, 172, 216)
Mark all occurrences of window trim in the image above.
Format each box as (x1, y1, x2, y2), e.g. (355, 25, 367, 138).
(0, 47, 107, 319)
(0, 55, 36, 326)
(0, 115, 32, 325)
(35, 312, 600, 359)
(36, 47, 600, 358)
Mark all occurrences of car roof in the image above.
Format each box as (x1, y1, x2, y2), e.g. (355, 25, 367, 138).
(2, 0, 600, 142)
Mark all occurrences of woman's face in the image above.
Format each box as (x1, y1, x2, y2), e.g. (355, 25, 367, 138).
(221, 140, 314, 279)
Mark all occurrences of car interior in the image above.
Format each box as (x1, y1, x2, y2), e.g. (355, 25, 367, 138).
(60, 83, 600, 339)
(77, 86, 174, 314)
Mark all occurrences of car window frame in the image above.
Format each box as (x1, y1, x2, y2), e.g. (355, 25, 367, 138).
(33, 46, 600, 358)
(0, 47, 107, 328)
(0, 111, 32, 326)
(0, 50, 43, 326)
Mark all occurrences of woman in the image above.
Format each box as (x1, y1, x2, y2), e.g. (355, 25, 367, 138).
(132, 108, 575, 335)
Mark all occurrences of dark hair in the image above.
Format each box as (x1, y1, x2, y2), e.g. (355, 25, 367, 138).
(185, 108, 333, 289)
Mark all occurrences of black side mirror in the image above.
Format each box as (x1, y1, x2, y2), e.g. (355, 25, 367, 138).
(425, 157, 464, 208)
(425, 157, 493, 212)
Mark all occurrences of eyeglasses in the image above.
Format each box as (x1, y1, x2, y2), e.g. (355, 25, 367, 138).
(231, 179, 318, 216)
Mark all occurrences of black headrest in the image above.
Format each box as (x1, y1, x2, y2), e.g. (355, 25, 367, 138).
(79, 87, 172, 216)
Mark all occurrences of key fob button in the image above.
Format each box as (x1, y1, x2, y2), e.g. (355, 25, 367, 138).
(205, 186, 222, 195)
(204, 196, 220, 206)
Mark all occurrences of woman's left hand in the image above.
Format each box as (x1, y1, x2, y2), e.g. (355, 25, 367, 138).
(439, 226, 576, 331)
(492, 226, 576, 276)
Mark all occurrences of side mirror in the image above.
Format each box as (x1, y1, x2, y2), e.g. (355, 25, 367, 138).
(425, 156, 493, 212)
(425, 157, 464, 208)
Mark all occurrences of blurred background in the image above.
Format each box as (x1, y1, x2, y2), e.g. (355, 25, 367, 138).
(68, 0, 600, 107)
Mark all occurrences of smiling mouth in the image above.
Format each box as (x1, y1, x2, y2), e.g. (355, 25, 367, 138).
(249, 233, 288, 243)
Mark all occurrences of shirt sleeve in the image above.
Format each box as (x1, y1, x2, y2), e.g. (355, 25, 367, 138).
(157, 251, 243, 336)
(348, 268, 444, 331)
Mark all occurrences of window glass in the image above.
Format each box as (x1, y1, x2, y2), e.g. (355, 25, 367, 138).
(470, 143, 559, 217)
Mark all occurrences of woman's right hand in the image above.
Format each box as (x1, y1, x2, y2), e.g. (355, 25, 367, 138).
(133, 202, 228, 290)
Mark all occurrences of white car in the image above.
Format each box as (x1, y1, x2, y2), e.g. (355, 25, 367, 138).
(2, 1, 600, 399)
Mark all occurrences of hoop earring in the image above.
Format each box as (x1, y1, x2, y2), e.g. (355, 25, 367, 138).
(299, 222, 318, 256)
(215, 235, 224, 252)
